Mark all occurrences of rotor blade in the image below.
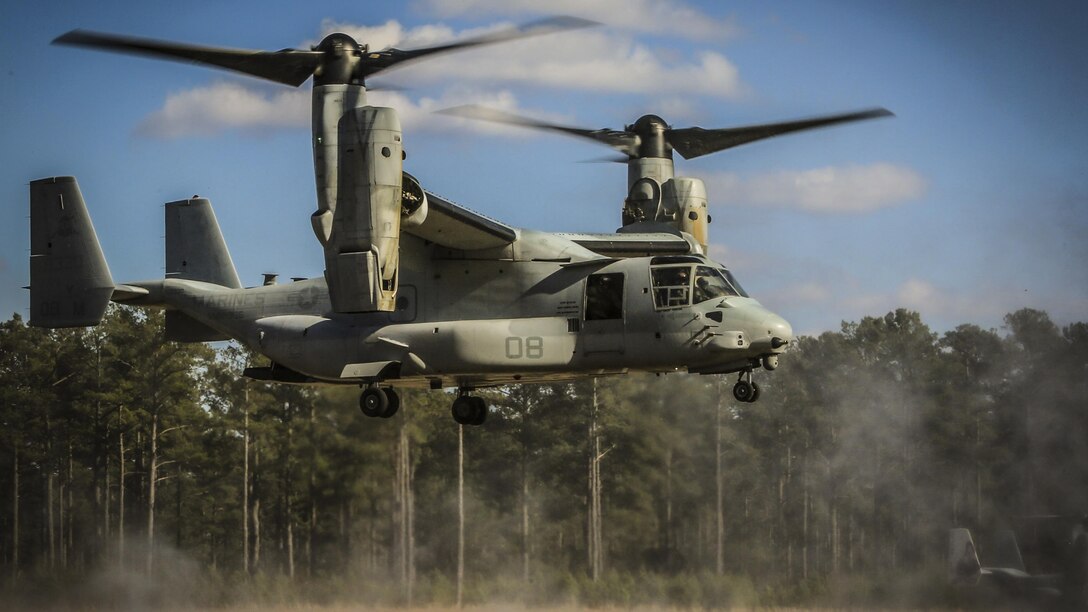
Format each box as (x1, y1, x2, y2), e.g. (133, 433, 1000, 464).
(438, 104, 639, 156)
(666, 107, 894, 160)
(360, 16, 598, 79)
(53, 30, 324, 86)
(580, 154, 632, 164)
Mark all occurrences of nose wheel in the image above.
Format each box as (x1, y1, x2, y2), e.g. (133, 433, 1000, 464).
(451, 392, 487, 426)
(732, 371, 761, 403)
(359, 386, 400, 418)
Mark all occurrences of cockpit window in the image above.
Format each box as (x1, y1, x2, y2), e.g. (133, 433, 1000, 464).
(721, 269, 748, 298)
(651, 264, 748, 308)
(693, 266, 738, 302)
(650, 265, 692, 309)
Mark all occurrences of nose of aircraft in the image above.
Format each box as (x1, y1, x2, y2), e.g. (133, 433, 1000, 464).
(764, 311, 794, 349)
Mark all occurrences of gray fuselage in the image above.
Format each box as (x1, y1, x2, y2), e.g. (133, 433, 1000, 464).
(127, 228, 792, 390)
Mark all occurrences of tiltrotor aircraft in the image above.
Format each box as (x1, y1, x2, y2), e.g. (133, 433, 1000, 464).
(30, 19, 892, 425)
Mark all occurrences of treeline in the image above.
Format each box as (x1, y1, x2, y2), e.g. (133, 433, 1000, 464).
(0, 306, 1085, 608)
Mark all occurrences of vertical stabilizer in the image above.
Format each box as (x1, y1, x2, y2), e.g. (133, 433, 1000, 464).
(165, 197, 241, 288)
(29, 176, 114, 327)
(991, 529, 1026, 572)
(949, 528, 983, 584)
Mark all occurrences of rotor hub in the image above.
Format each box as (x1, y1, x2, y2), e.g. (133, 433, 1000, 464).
(627, 114, 672, 159)
(313, 33, 364, 86)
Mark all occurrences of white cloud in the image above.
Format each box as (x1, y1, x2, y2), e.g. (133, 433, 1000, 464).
(309, 19, 746, 99)
(417, 0, 742, 42)
(705, 163, 927, 214)
(136, 82, 310, 138)
(383, 28, 745, 98)
(137, 17, 749, 138)
(136, 81, 539, 138)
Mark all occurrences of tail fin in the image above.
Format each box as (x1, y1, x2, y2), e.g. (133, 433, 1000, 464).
(949, 528, 983, 584)
(165, 197, 241, 288)
(991, 529, 1026, 572)
(29, 177, 114, 327)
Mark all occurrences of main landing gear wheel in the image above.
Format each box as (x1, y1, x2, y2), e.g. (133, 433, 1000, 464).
(451, 395, 487, 426)
(360, 387, 398, 418)
(381, 388, 400, 418)
(733, 371, 761, 403)
(733, 380, 755, 403)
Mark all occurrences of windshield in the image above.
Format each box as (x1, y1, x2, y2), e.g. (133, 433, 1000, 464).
(694, 266, 739, 302)
(721, 269, 748, 298)
(651, 264, 749, 309)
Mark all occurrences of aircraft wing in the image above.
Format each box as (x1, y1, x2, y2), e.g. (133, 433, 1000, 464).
(555, 232, 694, 257)
(407, 192, 517, 250)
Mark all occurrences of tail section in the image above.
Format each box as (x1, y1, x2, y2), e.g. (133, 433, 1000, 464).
(991, 529, 1026, 572)
(165, 197, 241, 288)
(164, 197, 239, 342)
(29, 177, 114, 327)
(950, 528, 983, 584)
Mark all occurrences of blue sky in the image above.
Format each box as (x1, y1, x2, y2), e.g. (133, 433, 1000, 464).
(2, 0, 1085, 335)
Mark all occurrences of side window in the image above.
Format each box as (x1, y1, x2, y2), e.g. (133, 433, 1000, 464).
(650, 265, 692, 309)
(585, 273, 624, 320)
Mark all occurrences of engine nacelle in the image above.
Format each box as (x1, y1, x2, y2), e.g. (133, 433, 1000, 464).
(621, 175, 709, 254)
(666, 177, 708, 254)
(312, 95, 403, 313)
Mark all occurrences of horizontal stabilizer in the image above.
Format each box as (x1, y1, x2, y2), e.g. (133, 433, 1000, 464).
(29, 177, 114, 327)
(165, 310, 230, 343)
(243, 363, 317, 384)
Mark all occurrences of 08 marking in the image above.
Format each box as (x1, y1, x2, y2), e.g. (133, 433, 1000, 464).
(505, 336, 544, 359)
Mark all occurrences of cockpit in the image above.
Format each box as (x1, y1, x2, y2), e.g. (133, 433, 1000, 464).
(649, 258, 748, 310)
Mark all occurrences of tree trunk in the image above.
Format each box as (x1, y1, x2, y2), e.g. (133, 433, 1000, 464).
(457, 423, 464, 608)
(104, 450, 110, 548)
(522, 459, 530, 585)
(11, 445, 18, 586)
(286, 521, 295, 579)
(47, 470, 55, 570)
(66, 441, 74, 569)
(175, 463, 183, 548)
(147, 410, 158, 575)
(831, 503, 840, 574)
(252, 435, 261, 573)
(587, 378, 603, 581)
(665, 447, 673, 556)
(307, 402, 316, 578)
(802, 450, 809, 580)
(281, 399, 294, 579)
(394, 407, 415, 603)
(243, 389, 250, 576)
(118, 421, 125, 569)
(715, 390, 724, 576)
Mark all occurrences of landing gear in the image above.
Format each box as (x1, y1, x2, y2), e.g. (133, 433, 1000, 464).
(359, 386, 399, 418)
(451, 393, 487, 426)
(733, 370, 761, 403)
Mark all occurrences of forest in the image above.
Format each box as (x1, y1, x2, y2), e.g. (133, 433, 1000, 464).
(0, 305, 1085, 609)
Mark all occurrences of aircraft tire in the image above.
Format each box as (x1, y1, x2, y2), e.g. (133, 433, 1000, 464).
(381, 388, 400, 418)
(732, 380, 754, 403)
(469, 396, 487, 425)
(451, 396, 475, 425)
(360, 387, 389, 418)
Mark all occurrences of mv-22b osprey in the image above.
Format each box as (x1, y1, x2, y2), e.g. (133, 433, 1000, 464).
(31, 19, 891, 425)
